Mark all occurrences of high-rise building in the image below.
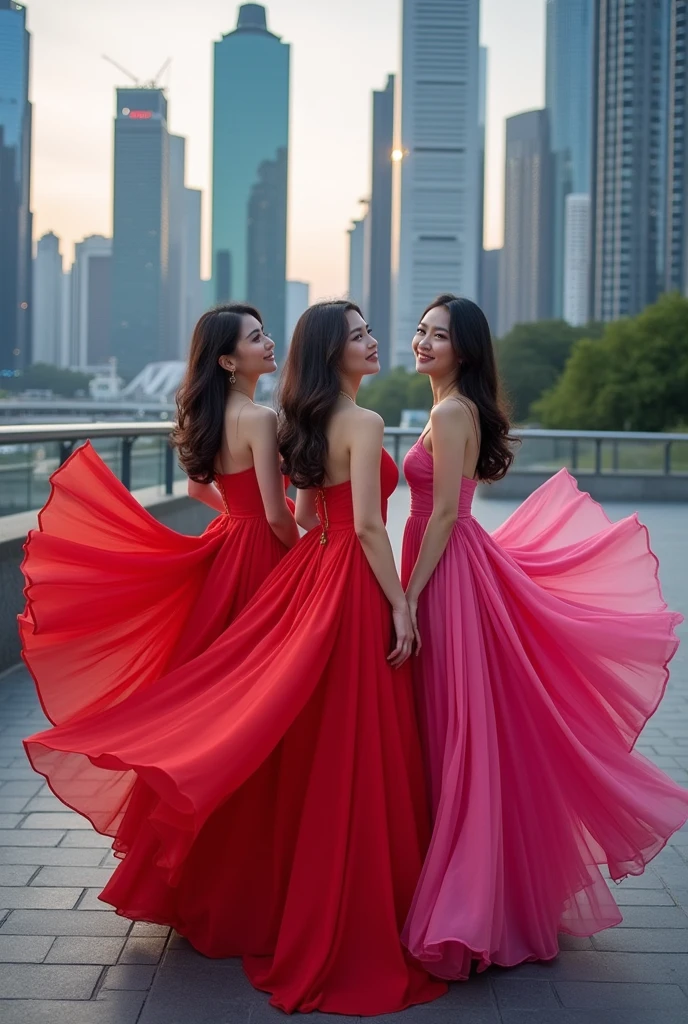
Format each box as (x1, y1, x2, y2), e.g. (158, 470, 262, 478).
(32, 232, 63, 366)
(666, 0, 688, 294)
(394, 0, 481, 367)
(182, 186, 204, 356)
(348, 214, 369, 310)
(563, 193, 591, 326)
(0, 0, 32, 373)
(111, 87, 169, 379)
(478, 47, 488, 285)
(71, 235, 112, 369)
(168, 134, 186, 360)
(285, 280, 310, 347)
(480, 248, 501, 337)
(545, 0, 594, 318)
(590, 0, 668, 321)
(368, 74, 395, 373)
(499, 110, 553, 336)
(212, 3, 289, 356)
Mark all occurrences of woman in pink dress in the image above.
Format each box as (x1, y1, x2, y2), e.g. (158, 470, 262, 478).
(401, 293, 688, 979)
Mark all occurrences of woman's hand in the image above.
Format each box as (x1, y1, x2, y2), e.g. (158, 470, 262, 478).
(406, 593, 422, 655)
(388, 603, 414, 668)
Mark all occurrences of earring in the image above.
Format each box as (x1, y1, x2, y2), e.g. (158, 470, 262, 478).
(229, 370, 236, 385)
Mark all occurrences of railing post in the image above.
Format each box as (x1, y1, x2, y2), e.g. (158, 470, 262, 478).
(165, 443, 174, 495)
(594, 438, 602, 475)
(59, 441, 74, 466)
(612, 440, 619, 472)
(121, 437, 134, 491)
(664, 441, 672, 476)
(394, 433, 401, 468)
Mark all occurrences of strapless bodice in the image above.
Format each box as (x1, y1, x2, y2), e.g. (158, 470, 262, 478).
(214, 467, 267, 519)
(403, 439, 477, 519)
(315, 449, 399, 531)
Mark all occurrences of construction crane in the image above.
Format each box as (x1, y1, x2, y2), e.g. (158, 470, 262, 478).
(102, 55, 172, 89)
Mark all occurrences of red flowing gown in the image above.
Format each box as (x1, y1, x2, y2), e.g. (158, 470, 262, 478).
(23, 449, 446, 1015)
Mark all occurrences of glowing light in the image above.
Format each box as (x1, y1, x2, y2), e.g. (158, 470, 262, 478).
(128, 110, 153, 119)
(391, 149, 405, 162)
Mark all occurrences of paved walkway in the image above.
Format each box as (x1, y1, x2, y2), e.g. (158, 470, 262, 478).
(0, 491, 687, 1023)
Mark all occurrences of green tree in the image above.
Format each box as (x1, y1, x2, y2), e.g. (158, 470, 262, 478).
(358, 367, 432, 425)
(534, 293, 688, 431)
(4, 363, 93, 399)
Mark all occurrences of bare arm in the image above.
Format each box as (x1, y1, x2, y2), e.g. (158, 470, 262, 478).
(295, 489, 320, 532)
(405, 402, 470, 647)
(250, 409, 300, 550)
(188, 479, 225, 514)
(350, 413, 413, 667)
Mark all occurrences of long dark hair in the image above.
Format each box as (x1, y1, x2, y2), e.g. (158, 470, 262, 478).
(423, 294, 518, 481)
(277, 300, 361, 489)
(172, 303, 262, 483)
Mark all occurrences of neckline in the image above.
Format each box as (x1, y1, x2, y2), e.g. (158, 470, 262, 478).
(414, 436, 478, 485)
(214, 465, 257, 479)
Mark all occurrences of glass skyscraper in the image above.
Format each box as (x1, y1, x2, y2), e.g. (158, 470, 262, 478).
(110, 88, 170, 380)
(0, 0, 32, 373)
(545, 0, 594, 320)
(212, 4, 289, 357)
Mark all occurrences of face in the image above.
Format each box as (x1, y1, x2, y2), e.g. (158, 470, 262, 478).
(412, 305, 456, 377)
(339, 309, 379, 378)
(219, 314, 276, 378)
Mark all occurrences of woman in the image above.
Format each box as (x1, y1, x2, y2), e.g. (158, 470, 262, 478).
(400, 293, 687, 979)
(24, 301, 446, 1014)
(21, 302, 297, 841)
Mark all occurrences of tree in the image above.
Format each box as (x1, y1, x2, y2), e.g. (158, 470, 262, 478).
(495, 320, 604, 423)
(358, 367, 432, 425)
(3, 363, 93, 399)
(534, 293, 688, 431)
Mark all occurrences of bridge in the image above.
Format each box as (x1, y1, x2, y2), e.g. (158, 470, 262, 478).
(0, 425, 687, 1022)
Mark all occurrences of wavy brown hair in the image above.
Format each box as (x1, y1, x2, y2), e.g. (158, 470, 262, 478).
(171, 303, 262, 483)
(422, 294, 518, 481)
(277, 300, 361, 489)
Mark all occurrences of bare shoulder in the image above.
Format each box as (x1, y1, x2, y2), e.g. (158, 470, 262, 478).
(347, 406, 384, 440)
(244, 403, 277, 428)
(431, 396, 474, 428)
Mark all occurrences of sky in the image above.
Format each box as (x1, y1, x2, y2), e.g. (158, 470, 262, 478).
(27, 0, 545, 301)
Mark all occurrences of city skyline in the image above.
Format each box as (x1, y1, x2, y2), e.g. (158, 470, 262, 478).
(25, 0, 546, 303)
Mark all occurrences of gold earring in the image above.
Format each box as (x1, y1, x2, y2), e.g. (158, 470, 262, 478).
(229, 370, 236, 385)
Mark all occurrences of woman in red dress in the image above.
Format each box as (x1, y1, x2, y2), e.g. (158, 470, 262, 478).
(20, 302, 297, 838)
(24, 301, 447, 1014)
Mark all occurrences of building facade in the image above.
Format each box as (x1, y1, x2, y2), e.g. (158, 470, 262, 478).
(285, 280, 310, 347)
(212, 3, 289, 356)
(182, 186, 204, 357)
(348, 214, 369, 310)
(368, 74, 395, 372)
(394, 0, 481, 367)
(563, 193, 591, 325)
(71, 235, 112, 369)
(666, 0, 688, 294)
(168, 134, 186, 360)
(110, 87, 169, 379)
(32, 232, 63, 366)
(0, 0, 32, 372)
(499, 109, 553, 336)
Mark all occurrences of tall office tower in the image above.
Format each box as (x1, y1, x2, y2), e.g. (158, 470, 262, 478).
(368, 74, 395, 372)
(285, 280, 310, 347)
(666, 0, 688, 294)
(168, 134, 186, 359)
(499, 110, 553, 336)
(32, 232, 63, 365)
(563, 193, 591, 325)
(545, 0, 594, 318)
(394, 0, 481, 368)
(0, 0, 32, 372)
(182, 186, 203, 356)
(212, 4, 289, 356)
(477, 47, 487, 298)
(70, 235, 112, 369)
(60, 269, 71, 368)
(110, 87, 169, 379)
(480, 248, 501, 337)
(590, 0, 669, 321)
(348, 214, 369, 310)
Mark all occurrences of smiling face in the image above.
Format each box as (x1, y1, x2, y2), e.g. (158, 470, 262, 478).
(220, 314, 277, 378)
(339, 309, 380, 378)
(412, 305, 457, 378)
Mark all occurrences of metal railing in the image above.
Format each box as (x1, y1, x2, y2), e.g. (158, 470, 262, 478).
(1, 423, 687, 518)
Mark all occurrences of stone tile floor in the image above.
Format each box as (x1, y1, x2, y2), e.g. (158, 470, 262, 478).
(0, 490, 687, 1023)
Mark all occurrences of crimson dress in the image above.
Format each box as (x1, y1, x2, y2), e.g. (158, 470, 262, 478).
(23, 449, 446, 1015)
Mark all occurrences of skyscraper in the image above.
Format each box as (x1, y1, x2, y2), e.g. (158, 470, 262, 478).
(368, 74, 395, 372)
(666, 0, 687, 294)
(348, 215, 369, 309)
(394, 0, 481, 367)
(545, 0, 594, 318)
(212, 4, 289, 356)
(590, 0, 668, 321)
(32, 232, 63, 366)
(168, 134, 186, 360)
(480, 248, 501, 337)
(285, 280, 310, 346)
(71, 235, 112, 369)
(110, 87, 169, 379)
(563, 193, 591, 326)
(499, 110, 553, 336)
(477, 47, 487, 294)
(0, 0, 32, 373)
(182, 187, 203, 356)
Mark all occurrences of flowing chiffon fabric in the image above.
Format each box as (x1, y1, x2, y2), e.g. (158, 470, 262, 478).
(23, 449, 446, 1015)
(401, 439, 687, 980)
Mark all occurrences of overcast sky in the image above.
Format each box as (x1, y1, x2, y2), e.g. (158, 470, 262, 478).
(27, 0, 545, 300)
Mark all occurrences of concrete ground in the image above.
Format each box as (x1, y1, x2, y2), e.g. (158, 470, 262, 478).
(0, 489, 687, 1024)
